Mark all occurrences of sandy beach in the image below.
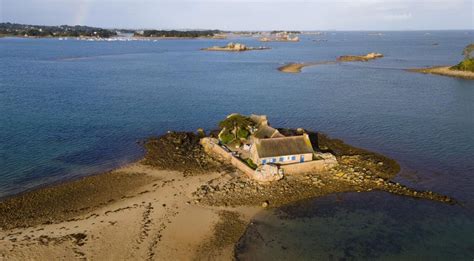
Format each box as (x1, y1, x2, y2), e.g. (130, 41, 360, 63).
(0, 131, 455, 260)
(0, 162, 260, 260)
(409, 66, 474, 80)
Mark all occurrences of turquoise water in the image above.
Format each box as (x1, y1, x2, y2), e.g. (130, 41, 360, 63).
(1, 31, 473, 258)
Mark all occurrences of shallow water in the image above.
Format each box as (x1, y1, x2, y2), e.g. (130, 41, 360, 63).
(237, 192, 474, 260)
(1, 31, 473, 258)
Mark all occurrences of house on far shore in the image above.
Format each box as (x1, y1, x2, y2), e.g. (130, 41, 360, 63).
(250, 134, 314, 166)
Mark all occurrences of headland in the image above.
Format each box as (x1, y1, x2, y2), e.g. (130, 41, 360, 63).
(408, 66, 474, 80)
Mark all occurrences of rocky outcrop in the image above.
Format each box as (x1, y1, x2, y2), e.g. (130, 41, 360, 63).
(202, 42, 270, 52)
(337, 52, 384, 62)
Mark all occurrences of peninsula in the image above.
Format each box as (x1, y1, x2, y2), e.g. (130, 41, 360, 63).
(202, 42, 270, 52)
(0, 114, 454, 260)
(409, 44, 474, 80)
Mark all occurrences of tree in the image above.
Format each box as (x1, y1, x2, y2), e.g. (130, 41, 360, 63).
(218, 114, 252, 141)
(462, 43, 474, 59)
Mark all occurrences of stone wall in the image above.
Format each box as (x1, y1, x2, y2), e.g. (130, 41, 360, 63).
(200, 138, 254, 177)
(201, 138, 338, 180)
(280, 154, 338, 175)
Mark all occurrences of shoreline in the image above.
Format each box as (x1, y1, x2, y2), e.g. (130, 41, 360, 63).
(278, 61, 337, 73)
(278, 53, 382, 73)
(408, 66, 474, 80)
(0, 130, 455, 259)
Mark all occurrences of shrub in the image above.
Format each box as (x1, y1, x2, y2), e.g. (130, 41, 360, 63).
(219, 132, 234, 144)
(245, 159, 257, 169)
(237, 128, 249, 139)
(451, 58, 474, 72)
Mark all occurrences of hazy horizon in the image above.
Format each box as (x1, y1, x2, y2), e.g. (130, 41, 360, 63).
(1, 0, 473, 31)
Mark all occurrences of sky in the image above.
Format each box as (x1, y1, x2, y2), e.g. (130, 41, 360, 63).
(1, 0, 473, 30)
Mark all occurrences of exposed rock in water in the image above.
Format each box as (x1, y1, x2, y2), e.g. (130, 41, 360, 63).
(337, 52, 384, 62)
(202, 42, 270, 52)
(143, 131, 231, 175)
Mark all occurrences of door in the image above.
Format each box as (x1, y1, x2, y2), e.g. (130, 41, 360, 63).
(300, 155, 304, 163)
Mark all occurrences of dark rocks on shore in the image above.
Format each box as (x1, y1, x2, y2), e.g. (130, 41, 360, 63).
(143, 131, 232, 175)
(0, 172, 156, 230)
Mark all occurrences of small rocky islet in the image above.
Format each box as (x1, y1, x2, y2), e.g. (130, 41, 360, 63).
(144, 127, 454, 208)
(278, 53, 384, 73)
(201, 42, 270, 52)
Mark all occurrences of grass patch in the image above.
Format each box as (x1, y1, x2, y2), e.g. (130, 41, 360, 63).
(245, 158, 257, 170)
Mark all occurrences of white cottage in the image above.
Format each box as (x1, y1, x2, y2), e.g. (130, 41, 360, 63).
(250, 134, 314, 166)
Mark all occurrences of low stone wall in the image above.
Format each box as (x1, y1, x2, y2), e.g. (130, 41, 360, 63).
(201, 138, 338, 179)
(280, 156, 337, 175)
(200, 138, 254, 177)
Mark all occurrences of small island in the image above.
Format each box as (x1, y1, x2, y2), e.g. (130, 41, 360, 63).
(409, 44, 474, 80)
(278, 52, 383, 73)
(260, 31, 300, 42)
(337, 52, 384, 62)
(202, 42, 270, 52)
(0, 113, 455, 260)
(278, 63, 307, 73)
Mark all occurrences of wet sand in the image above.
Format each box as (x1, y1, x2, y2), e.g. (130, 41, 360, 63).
(278, 53, 383, 73)
(408, 66, 474, 80)
(0, 131, 455, 260)
(278, 61, 336, 73)
(0, 163, 260, 260)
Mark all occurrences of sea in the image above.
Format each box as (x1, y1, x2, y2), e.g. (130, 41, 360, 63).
(1, 31, 473, 259)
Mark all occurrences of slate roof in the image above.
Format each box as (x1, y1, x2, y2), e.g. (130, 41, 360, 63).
(255, 135, 314, 158)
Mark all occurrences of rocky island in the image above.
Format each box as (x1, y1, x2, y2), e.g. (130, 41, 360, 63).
(0, 114, 455, 260)
(260, 31, 299, 42)
(202, 42, 270, 52)
(278, 52, 383, 73)
(409, 44, 474, 80)
(337, 52, 384, 62)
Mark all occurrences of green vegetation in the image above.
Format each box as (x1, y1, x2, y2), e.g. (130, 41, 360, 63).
(218, 114, 253, 144)
(237, 129, 249, 139)
(219, 132, 234, 144)
(245, 159, 257, 169)
(450, 44, 474, 72)
(135, 30, 221, 38)
(0, 22, 117, 38)
(451, 58, 474, 72)
(462, 44, 474, 59)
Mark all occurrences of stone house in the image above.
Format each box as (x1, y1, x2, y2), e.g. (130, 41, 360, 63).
(249, 134, 314, 166)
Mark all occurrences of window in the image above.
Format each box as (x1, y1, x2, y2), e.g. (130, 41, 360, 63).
(262, 159, 267, 164)
(272, 158, 276, 163)
(291, 156, 296, 161)
(279, 157, 284, 162)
